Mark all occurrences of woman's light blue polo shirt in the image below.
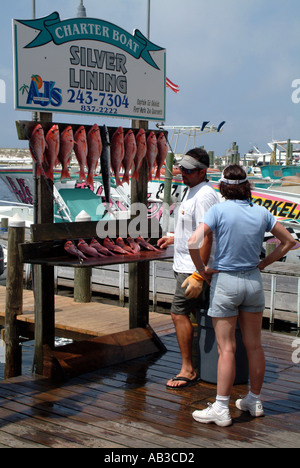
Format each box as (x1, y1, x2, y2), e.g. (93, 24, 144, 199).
(203, 200, 277, 271)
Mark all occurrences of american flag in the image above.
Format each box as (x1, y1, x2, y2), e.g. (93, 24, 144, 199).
(166, 77, 180, 93)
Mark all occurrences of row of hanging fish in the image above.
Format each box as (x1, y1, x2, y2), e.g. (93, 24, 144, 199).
(64, 236, 160, 260)
(29, 123, 169, 188)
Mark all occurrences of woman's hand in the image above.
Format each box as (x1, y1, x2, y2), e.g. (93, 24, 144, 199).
(197, 266, 219, 285)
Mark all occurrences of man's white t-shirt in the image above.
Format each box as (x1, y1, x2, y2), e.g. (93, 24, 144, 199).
(173, 181, 219, 273)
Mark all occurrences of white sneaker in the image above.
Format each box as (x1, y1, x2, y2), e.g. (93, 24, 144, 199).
(235, 396, 264, 417)
(192, 403, 232, 427)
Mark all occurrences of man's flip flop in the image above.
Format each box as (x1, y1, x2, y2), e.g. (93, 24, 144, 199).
(166, 376, 199, 389)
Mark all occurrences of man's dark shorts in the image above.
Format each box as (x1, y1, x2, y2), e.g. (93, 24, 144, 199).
(171, 272, 210, 316)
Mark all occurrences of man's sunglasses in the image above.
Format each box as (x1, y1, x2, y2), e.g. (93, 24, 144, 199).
(179, 166, 198, 174)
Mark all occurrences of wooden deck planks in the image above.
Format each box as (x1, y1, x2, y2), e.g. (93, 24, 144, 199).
(0, 285, 299, 448)
(0, 286, 173, 338)
(0, 329, 298, 448)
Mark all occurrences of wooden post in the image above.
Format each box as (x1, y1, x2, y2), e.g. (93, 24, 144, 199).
(129, 120, 150, 329)
(5, 214, 25, 379)
(33, 112, 55, 375)
(1, 218, 8, 230)
(74, 211, 92, 303)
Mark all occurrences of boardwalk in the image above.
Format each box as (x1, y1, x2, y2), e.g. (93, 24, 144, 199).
(0, 327, 298, 447)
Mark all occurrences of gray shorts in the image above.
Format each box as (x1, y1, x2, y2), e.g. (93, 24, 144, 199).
(208, 268, 265, 318)
(171, 272, 210, 316)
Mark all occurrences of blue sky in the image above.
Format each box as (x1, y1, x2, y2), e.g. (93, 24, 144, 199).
(1, 0, 300, 158)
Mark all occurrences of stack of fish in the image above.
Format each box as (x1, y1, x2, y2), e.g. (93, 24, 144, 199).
(29, 123, 169, 187)
(64, 235, 160, 261)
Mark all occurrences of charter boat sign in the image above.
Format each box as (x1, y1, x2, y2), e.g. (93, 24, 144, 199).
(13, 12, 166, 121)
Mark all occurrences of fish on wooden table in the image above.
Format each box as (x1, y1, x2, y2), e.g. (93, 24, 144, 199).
(136, 235, 160, 252)
(116, 237, 135, 254)
(64, 241, 87, 260)
(58, 125, 74, 180)
(87, 124, 102, 187)
(133, 128, 147, 180)
(146, 131, 158, 181)
(74, 126, 88, 181)
(122, 129, 137, 185)
(90, 238, 117, 256)
(156, 132, 169, 180)
(100, 125, 111, 205)
(29, 124, 46, 178)
(111, 127, 124, 186)
(45, 124, 60, 182)
(77, 239, 104, 257)
(126, 236, 141, 253)
(103, 236, 130, 255)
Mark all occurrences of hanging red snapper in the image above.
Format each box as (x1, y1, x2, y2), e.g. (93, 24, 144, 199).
(146, 131, 158, 181)
(58, 125, 74, 180)
(111, 127, 124, 186)
(45, 124, 60, 182)
(29, 124, 46, 178)
(156, 132, 168, 180)
(74, 126, 88, 181)
(122, 129, 137, 185)
(87, 124, 102, 187)
(133, 128, 147, 180)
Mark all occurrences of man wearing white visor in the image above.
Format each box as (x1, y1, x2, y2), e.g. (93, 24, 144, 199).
(158, 147, 219, 389)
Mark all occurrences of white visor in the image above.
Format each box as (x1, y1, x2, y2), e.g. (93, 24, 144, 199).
(219, 177, 248, 184)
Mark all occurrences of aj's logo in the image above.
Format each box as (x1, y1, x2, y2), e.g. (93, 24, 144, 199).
(20, 74, 62, 107)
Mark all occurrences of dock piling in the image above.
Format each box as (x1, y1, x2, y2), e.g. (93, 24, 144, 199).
(5, 214, 25, 379)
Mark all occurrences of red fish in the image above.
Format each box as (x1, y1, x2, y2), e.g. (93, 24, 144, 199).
(126, 236, 140, 254)
(90, 238, 117, 257)
(45, 124, 60, 182)
(146, 131, 158, 181)
(156, 132, 168, 180)
(103, 236, 129, 255)
(77, 239, 104, 257)
(29, 124, 46, 178)
(116, 237, 135, 254)
(64, 241, 87, 260)
(58, 125, 74, 180)
(122, 130, 137, 185)
(87, 124, 102, 187)
(111, 127, 124, 186)
(133, 128, 147, 180)
(74, 126, 88, 181)
(136, 236, 160, 252)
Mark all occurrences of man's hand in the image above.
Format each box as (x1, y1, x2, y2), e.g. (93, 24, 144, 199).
(157, 236, 174, 250)
(181, 273, 204, 299)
